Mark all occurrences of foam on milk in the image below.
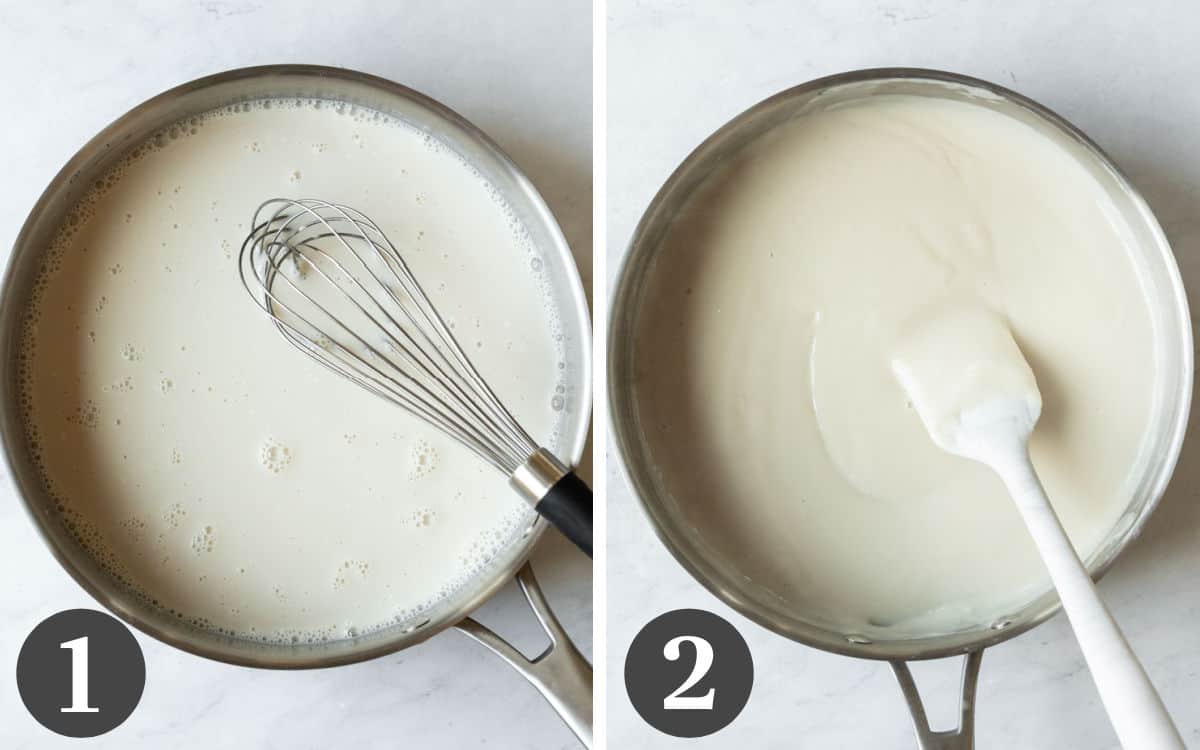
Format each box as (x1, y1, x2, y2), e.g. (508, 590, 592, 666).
(19, 97, 569, 644)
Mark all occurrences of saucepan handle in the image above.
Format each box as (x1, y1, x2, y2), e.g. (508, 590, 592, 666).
(890, 650, 984, 750)
(455, 563, 593, 748)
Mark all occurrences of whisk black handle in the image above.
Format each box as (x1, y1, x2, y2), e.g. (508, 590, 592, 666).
(536, 471, 592, 558)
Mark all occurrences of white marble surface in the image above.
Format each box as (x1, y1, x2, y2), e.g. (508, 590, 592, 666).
(0, 1, 591, 748)
(607, 1, 1200, 747)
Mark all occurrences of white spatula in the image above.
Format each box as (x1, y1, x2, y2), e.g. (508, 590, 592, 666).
(891, 303, 1183, 750)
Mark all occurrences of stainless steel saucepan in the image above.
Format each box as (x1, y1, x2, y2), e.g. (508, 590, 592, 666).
(608, 68, 1191, 748)
(1, 65, 593, 746)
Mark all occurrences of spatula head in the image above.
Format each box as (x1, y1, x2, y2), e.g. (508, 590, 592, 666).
(890, 303, 1042, 462)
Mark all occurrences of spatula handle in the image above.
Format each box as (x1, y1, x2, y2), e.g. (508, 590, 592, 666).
(998, 450, 1183, 750)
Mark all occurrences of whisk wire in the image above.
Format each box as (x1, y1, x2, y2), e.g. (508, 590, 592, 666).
(238, 198, 540, 474)
(276, 205, 533, 464)
(365, 227, 541, 461)
(250, 249, 514, 472)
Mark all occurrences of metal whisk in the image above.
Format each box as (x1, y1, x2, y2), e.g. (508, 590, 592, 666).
(238, 198, 591, 557)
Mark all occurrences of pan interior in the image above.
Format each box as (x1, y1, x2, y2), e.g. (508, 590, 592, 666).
(2, 68, 591, 667)
(610, 72, 1190, 660)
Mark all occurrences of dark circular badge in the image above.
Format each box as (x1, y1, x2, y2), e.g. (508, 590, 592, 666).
(16, 608, 146, 737)
(624, 608, 754, 737)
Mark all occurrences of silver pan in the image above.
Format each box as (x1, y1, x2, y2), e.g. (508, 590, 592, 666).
(608, 68, 1191, 748)
(0, 65, 593, 746)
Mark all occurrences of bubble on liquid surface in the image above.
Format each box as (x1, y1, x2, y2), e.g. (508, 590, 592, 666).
(104, 376, 134, 393)
(551, 394, 565, 412)
(67, 400, 100, 430)
(61, 515, 130, 583)
(160, 377, 174, 394)
(120, 343, 142, 361)
(403, 507, 437, 528)
(333, 559, 369, 589)
(259, 438, 293, 474)
(190, 525, 215, 554)
(407, 439, 438, 480)
(170, 447, 182, 465)
(163, 502, 186, 529)
(119, 515, 147, 543)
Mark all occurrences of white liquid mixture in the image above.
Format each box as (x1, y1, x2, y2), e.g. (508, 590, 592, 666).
(633, 94, 1158, 636)
(21, 99, 569, 642)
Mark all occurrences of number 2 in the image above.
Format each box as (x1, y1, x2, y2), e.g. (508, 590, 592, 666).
(662, 635, 715, 710)
(60, 636, 99, 713)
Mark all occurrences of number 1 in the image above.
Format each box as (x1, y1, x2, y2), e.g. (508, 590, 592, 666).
(60, 636, 99, 713)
